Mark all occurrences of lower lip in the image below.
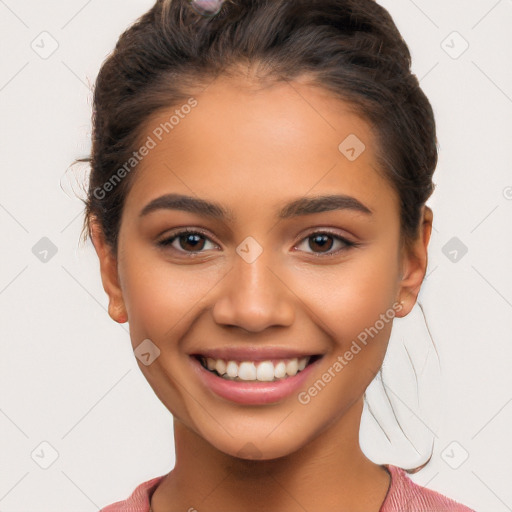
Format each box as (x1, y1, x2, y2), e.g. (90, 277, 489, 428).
(190, 356, 321, 405)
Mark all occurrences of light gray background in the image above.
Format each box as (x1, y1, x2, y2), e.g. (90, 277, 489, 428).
(1, 1, 511, 510)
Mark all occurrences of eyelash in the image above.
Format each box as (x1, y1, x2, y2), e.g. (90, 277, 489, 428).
(157, 228, 359, 258)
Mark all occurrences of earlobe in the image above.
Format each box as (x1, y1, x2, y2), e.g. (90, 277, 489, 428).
(395, 206, 433, 317)
(90, 219, 128, 324)
(108, 300, 128, 324)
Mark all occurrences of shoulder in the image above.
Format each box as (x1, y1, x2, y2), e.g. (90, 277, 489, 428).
(99, 475, 166, 512)
(380, 464, 476, 512)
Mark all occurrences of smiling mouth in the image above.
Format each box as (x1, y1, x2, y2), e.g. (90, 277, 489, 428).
(193, 354, 323, 382)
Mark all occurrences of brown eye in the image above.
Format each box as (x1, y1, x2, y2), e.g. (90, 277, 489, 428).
(157, 229, 217, 254)
(295, 231, 355, 256)
(308, 233, 334, 253)
(177, 233, 206, 251)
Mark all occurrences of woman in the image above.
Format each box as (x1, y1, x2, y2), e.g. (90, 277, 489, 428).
(79, 0, 476, 509)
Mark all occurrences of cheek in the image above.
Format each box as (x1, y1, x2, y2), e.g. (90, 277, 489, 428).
(291, 253, 400, 412)
(290, 244, 400, 347)
(119, 232, 400, 352)
(119, 250, 223, 343)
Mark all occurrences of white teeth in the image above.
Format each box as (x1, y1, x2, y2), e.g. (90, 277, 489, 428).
(226, 361, 238, 378)
(286, 359, 298, 376)
(256, 361, 274, 382)
(215, 359, 227, 376)
(200, 356, 312, 382)
(274, 361, 287, 379)
(238, 362, 257, 381)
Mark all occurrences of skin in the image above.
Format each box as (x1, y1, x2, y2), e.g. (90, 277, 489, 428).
(91, 72, 433, 512)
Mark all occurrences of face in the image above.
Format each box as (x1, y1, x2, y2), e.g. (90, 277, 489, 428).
(93, 74, 431, 461)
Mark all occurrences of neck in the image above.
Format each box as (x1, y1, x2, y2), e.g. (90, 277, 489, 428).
(151, 398, 390, 512)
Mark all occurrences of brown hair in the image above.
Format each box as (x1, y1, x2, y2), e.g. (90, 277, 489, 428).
(76, 0, 438, 472)
(77, 0, 437, 254)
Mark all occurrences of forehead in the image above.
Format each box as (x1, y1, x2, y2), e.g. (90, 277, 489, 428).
(125, 75, 399, 223)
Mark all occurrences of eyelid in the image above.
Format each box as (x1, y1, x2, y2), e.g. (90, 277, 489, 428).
(157, 226, 358, 258)
(295, 227, 355, 244)
(157, 227, 221, 251)
(292, 228, 357, 256)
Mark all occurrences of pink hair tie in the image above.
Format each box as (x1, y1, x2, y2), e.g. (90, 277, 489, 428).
(189, 0, 225, 16)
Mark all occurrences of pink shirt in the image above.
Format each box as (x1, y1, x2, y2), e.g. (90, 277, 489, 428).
(100, 464, 476, 511)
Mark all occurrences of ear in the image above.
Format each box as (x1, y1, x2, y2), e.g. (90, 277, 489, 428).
(90, 219, 128, 324)
(395, 205, 433, 317)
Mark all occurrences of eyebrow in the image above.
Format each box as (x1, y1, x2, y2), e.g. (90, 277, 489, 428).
(139, 193, 373, 221)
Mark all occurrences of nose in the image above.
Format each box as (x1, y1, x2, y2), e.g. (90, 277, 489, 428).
(212, 250, 295, 333)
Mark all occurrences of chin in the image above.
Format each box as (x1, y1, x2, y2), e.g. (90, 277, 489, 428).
(206, 429, 305, 462)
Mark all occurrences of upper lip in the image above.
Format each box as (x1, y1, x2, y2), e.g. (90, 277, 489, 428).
(190, 347, 323, 362)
